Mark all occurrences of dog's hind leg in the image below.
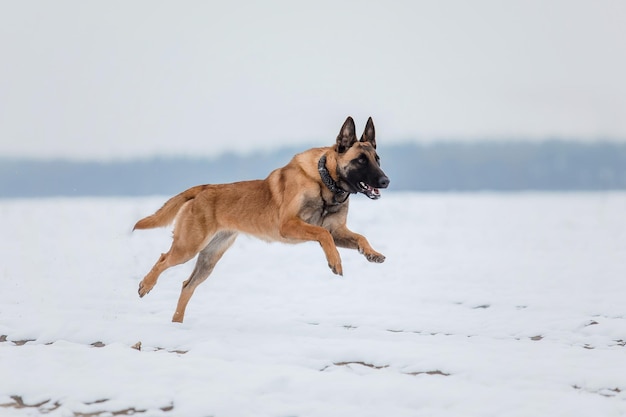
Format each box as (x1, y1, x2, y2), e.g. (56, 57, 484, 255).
(138, 202, 215, 298)
(172, 230, 238, 323)
(138, 243, 200, 298)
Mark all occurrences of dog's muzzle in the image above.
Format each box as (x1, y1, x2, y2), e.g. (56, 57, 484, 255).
(359, 175, 390, 200)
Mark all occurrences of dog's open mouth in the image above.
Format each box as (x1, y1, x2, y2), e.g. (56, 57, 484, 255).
(358, 181, 381, 200)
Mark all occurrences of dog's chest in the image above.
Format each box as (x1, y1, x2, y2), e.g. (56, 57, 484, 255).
(300, 198, 344, 226)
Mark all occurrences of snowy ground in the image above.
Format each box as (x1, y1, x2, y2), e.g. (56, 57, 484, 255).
(1, 192, 625, 417)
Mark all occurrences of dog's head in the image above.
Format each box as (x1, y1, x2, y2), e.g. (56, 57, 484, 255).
(334, 117, 390, 199)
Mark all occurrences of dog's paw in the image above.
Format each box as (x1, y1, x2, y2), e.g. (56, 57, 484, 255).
(138, 281, 152, 298)
(328, 261, 343, 276)
(364, 251, 386, 263)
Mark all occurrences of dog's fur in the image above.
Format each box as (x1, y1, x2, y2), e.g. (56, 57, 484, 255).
(134, 116, 390, 322)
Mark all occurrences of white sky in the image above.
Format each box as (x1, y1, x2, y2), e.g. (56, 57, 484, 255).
(1, 0, 625, 160)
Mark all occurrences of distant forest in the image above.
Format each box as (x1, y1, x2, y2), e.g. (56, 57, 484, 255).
(2, 141, 626, 198)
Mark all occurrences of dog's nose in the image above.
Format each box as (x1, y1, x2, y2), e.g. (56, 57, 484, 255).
(378, 176, 390, 189)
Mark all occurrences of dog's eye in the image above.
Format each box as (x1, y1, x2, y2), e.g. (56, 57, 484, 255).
(358, 156, 367, 165)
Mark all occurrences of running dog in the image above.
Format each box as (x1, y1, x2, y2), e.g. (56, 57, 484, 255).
(134, 116, 390, 322)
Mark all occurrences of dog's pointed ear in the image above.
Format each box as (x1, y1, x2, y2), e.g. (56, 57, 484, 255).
(360, 117, 376, 149)
(336, 116, 357, 153)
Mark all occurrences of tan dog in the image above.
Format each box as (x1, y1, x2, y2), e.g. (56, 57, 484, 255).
(134, 116, 390, 322)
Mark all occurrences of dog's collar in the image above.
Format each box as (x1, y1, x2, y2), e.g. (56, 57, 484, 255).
(318, 155, 349, 204)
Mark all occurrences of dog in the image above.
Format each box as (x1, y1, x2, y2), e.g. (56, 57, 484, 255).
(133, 116, 390, 322)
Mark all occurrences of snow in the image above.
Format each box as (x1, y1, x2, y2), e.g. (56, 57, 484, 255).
(1, 192, 625, 416)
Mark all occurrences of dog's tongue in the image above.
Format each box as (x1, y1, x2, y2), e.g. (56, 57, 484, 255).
(358, 181, 382, 199)
(366, 185, 381, 200)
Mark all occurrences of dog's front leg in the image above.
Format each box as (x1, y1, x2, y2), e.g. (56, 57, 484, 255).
(331, 226, 386, 264)
(280, 218, 343, 275)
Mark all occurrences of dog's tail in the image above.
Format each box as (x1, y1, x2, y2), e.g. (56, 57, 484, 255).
(133, 185, 206, 230)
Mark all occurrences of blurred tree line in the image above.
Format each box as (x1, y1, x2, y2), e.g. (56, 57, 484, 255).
(1, 141, 626, 197)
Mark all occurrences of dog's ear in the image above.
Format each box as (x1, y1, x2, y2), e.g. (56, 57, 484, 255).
(336, 116, 357, 153)
(360, 117, 376, 149)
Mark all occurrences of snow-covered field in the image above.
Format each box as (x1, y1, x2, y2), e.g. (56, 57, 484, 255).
(1, 192, 625, 417)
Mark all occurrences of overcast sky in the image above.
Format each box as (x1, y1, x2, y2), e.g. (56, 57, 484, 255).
(1, 0, 625, 160)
